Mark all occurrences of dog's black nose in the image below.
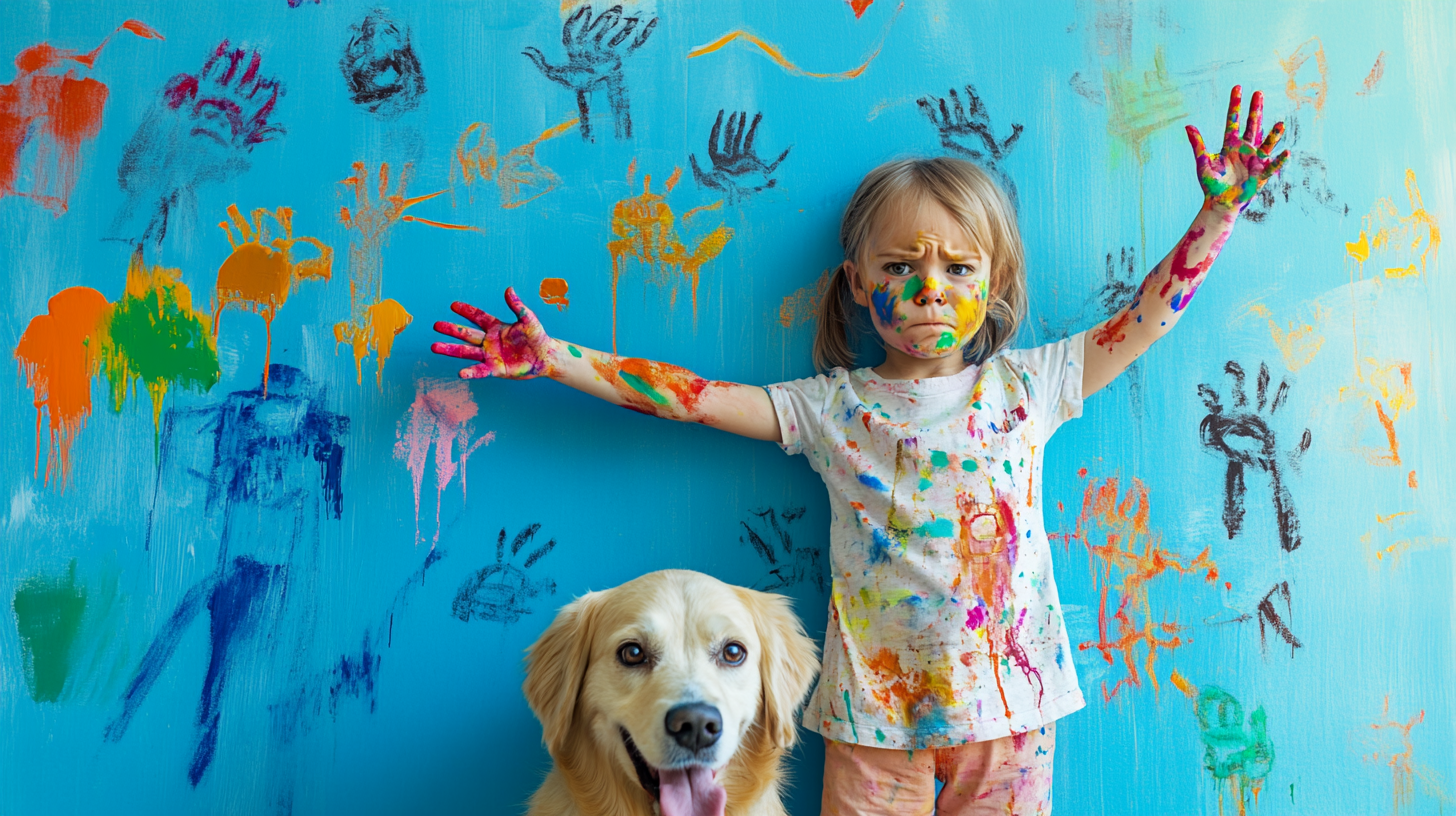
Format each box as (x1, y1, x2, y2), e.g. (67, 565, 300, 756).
(665, 703, 722, 751)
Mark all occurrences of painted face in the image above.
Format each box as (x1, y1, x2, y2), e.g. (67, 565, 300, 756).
(850, 199, 992, 360)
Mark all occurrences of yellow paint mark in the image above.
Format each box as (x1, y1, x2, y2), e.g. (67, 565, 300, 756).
(1377, 512, 1414, 525)
(1246, 303, 1325, 371)
(686, 2, 903, 80)
(1277, 37, 1329, 114)
(1169, 669, 1198, 700)
(334, 298, 412, 387)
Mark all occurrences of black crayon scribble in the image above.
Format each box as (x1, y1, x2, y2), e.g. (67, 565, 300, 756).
(114, 365, 346, 788)
(522, 4, 656, 142)
(340, 10, 426, 119)
(110, 41, 285, 248)
(452, 525, 557, 624)
(1204, 581, 1303, 659)
(288, 0, 320, 6)
(740, 507, 822, 592)
(1198, 362, 1312, 552)
(689, 110, 791, 203)
(1242, 115, 1347, 224)
(917, 83, 1024, 208)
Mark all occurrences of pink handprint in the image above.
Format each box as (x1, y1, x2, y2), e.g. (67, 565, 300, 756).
(1185, 86, 1290, 212)
(431, 287, 559, 379)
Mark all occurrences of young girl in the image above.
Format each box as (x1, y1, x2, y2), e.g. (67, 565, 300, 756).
(432, 87, 1287, 815)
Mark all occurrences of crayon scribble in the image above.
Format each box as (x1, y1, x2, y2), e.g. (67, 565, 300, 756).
(917, 83, 1023, 208)
(335, 161, 475, 386)
(1361, 511, 1450, 568)
(1245, 302, 1325, 372)
(113, 365, 347, 786)
(0, 20, 162, 215)
(1363, 696, 1452, 815)
(450, 117, 578, 208)
(1065, 475, 1217, 701)
(1198, 362, 1312, 552)
(689, 110, 791, 203)
(395, 379, 495, 547)
(213, 204, 334, 395)
(340, 10, 426, 119)
(1277, 37, 1328, 114)
(1242, 115, 1346, 224)
(1210, 582, 1304, 658)
(607, 161, 733, 352)
(687, 2, 903, 80)
(539, 277, 570, 309)
(779, 270, 830, 328)
(739, 506, 822, 592)
(523, 5, 656, 142)
(1357, 52, 1388, 97)
(111, 41, 284, 247)
(452, 525, 557, 624)
(1177, 677, 1275, 816)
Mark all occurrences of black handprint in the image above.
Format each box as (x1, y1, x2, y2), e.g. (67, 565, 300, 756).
(1198, 362, 1312, 552)
(689, 110, 791, 203)
(917, 84, 1023, 207)
(522, 5, 657, 142)
(111, 41, 285, 247)
(340, 10, 426, 119)
(739, 507, 821, 592)
(451, 524, 557, 625)
(1241, 115, 1347, 224)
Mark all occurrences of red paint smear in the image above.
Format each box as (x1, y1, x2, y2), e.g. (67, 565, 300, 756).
(1160, 224, 1231, 298)
(1091, 310, 1132, 353)
(849, 0, 874, 18)
(0, 22, 161, 215)
(14, 287, 110, 487)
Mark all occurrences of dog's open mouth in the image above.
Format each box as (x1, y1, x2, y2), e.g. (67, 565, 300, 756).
(619, 728, 727, 816)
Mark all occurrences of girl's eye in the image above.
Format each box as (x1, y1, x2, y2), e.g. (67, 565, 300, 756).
(884, 262, 913, 276)
(720, 642, 748, 666)
(948, 264, 975, 277)
(618, 642, 649, 666)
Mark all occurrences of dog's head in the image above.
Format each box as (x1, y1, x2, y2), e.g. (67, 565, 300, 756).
(524, 570, 818, 815)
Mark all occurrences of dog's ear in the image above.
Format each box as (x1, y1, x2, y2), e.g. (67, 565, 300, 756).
(741, 588, 820, 750)
(524, 590, 606, 755)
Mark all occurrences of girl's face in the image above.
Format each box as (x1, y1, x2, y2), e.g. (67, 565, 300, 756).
(847, 198, 992, 360)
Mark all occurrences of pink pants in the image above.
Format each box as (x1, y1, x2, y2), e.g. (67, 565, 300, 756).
(820, 723, 1056, 816)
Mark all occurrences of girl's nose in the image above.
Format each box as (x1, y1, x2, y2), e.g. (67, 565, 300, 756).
(914, 284, 945, 307)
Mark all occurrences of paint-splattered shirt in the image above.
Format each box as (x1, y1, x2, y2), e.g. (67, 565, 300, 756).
(766, 334, 1087, 749)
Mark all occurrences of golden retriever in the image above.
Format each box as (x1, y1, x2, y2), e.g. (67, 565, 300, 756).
(523, 570, 819, 816)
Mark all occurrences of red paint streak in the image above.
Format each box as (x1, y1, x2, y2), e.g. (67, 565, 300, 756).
(1159, 224, 1232, 298)
(1373, 401, 1401, 466)
(1356, 51, 1387, 97)
(14, 287, 110, 487)
(849, 0, 874, 17)
(0, 21, 162, 215)
(1092, 310, 1132, 353)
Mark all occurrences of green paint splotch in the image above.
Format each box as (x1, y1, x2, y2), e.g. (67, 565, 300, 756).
(101, 248, 220, 432)
(1196, 686, 1274, 806)
(12, 560, 87, 703)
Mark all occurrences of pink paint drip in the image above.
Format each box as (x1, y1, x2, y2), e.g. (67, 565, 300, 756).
(395, 379, 494, 547)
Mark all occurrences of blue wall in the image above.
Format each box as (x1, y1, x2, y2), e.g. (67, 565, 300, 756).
(2, 1, 1452, 814)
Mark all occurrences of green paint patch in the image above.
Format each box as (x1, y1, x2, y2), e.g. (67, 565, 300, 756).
(13, 561, 87, 703)
(916, 518, 954, 538)
(843, 690, 859, 741)
(917, 477, 933, 491)
(935, 331, 956, 350)
(618, 371, 670, 406)
(961, 459, 978, 472)
(875, 728, 886, 743)
(567, 345, 582, 358)
(899, 275, 924, 302)
(930, 450, 949, 468)
(1003, 460, 1013, 475)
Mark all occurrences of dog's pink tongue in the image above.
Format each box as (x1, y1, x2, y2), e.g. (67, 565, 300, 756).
(657, 766, 725, 816)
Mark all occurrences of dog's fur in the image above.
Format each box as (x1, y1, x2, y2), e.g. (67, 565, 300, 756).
(523, 570, 819, 816)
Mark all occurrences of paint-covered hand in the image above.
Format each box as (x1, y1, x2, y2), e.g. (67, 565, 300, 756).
(431, 288, 558, 379)
(1186, 86, 1290, 212)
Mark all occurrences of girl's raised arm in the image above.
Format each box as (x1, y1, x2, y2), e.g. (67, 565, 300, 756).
(431, 288, 783, 442)
(1082, 85, 1289, 397)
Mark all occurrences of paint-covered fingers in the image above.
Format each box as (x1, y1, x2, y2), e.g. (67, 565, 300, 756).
(1261, 150, 1291, 180)
(503, 287, 547, 336)
(1241, 90, 1264, 146)
(1221, 85, 1243, 149)
(1185, 125, 1209, 161)
(451, 300, 503, 332)
(433, 320, 485, 345)
(1258, 122, 1286, 156)
(431, 341, 489, 363)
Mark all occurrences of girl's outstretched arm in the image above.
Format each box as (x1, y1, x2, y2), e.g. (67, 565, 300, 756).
(431, 288, 783, 442)
(1082, 85, 1289, 398)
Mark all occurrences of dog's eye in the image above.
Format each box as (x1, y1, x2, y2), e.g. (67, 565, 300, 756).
(618, 642, 648, 666)
(721, 642, 747, 666)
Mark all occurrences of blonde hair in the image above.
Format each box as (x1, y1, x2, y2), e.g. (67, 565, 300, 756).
(813, 157, 1027, 371)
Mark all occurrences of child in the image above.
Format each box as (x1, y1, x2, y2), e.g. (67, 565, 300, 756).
(432, 86, 1287, 815)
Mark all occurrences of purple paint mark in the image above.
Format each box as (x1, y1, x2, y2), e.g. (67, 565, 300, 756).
(966, 604, 986, 630)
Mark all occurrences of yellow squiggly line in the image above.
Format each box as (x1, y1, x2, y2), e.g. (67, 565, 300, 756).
(686, 2, 903, 80)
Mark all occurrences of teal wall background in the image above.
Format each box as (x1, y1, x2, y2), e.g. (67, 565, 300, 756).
(2, 1, 1452, 813)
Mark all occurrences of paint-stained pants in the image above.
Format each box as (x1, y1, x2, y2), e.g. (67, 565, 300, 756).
(821, 723, 1055, 816)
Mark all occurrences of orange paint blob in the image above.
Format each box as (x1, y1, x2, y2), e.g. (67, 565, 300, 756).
(14, 287, 109, 487)
(539, 277, 570, 309)
(336, 298, 412, 387)
(1408, 471, 1418, 488)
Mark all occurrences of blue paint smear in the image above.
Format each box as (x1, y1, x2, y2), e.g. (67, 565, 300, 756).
(870, 284, 896, 327)
(917, 517, 954, 538)
(858, 473, 889, 491)
(868, 526, 895, 564)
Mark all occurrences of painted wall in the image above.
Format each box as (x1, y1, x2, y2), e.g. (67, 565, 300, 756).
(2, 1, 1451, 814)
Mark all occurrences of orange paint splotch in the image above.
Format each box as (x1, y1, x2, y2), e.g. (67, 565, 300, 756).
(539, 277, 570, 310)
(14, 287, 109, 487)
(778, 269, 831, 328)
(214, 204, 333, 394)
(607, 164, 734, 352)
(0, 21, 162, 215)
(1169, 668, 1198, 700)
(1408, 471, 1418, 488)
(862, 646, 957, 725)
(849, 0, 874, 17)
(1363, 696, 1450, 815)
(588, 354, 718, 420)
(1246, 302, 1325, 372)
(337, 161, 474, 387)
(1277, 37, 1328, 114)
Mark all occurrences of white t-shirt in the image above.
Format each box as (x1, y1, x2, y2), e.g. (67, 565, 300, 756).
(766, 333, 1087, 749)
